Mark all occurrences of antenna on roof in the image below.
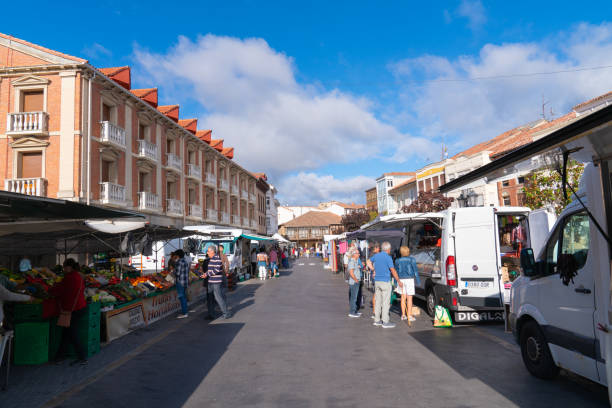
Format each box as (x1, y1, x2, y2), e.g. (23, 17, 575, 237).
(541, 94, 550, 121)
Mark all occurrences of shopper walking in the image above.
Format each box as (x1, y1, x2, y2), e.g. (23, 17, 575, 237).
(203, 245, 231, 319)
(269, 247, 279, 278)
(257, 247, 269, 280)
(172, 250, 190, 319)
(368, 242, 402, 328)
(251, 248, 257, 277)
(50, 258, 88, 365)
(367, 243, 380, 319)
(347, 248, 362, 318)
(394, 246, 420, 323)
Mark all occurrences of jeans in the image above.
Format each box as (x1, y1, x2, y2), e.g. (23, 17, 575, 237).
(210, 283, 230, 317)
(374, 281, 392, 323)
(271, 262, 278, 274)
(176, 282, 188, 315)
(348, 283, 360, 314)
(206, 282, 216, 317)
(57, 307, 87, 360)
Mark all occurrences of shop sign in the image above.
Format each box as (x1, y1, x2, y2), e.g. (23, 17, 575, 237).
(105, 301, 146, 342)
(455, 311, 504, 322)
(142, 290, 181, 324)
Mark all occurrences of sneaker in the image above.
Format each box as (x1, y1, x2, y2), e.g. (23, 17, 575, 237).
(382, 322, 396, 329)
(348, 313, 360, 318)
(177, 314, 188, 319)
(371, 315, 376, 319)
(409, 316, 417, 322)
(401, 316, 407, 321)
(223, 313, 233, 319)
(373, 320, 383, 326)
(356, 312, 362, 316)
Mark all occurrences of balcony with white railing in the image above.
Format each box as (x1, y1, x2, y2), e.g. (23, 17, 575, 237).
(189, 203, 202, 218)
(231, 214, 240, 225)
(138, 191, 160, 211)
(206, 208, 218, 222)
(100, 121, 126, 149)
(230, 184, 239, 196)
(187, 163, 202, 180)
(100, 182, 126, 205)
(166, 198, 183, 216)
(137, 139, 157, 161)
(6, 112, 48, 136)
(4, 178, 47, 196)
(205, 173, 216, 187)
(240, 189, 249, 200)
(166, 153, 182, 172)
(219, 179, 229, 191)
(220, 212, 230, 224)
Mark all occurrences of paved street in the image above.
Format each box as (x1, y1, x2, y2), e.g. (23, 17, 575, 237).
(5, 259, 609, 408)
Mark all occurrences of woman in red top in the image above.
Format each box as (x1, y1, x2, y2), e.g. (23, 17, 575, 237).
(49, 258, 87, 365)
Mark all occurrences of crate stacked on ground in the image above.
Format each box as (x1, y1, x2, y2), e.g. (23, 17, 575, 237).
(65, 302, 101, 358)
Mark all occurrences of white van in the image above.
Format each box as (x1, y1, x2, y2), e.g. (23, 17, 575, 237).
(369, 206, 544, 322)
(511, 163, 611, 385)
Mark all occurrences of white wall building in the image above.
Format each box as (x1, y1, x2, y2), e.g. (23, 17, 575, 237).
(388, 178, 417, 213)
(375, 172, 415, 215)
(266, 185, 280, 235)
(277, 205, 321, 225)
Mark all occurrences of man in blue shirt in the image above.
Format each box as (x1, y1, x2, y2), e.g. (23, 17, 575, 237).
(367, 241, 402, 328)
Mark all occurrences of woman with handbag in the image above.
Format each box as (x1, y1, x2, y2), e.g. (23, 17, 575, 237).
(49, 258, 87, 365)
(394, 246, 420, 324)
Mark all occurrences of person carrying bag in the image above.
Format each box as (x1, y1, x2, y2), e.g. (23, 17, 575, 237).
(49, 259, 88, 365)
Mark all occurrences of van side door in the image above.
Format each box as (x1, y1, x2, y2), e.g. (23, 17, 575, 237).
(538, 211, 598, 382)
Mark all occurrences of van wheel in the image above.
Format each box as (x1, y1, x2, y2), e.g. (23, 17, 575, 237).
(519, 321, 559, 379)
(426, 288, 437, 317)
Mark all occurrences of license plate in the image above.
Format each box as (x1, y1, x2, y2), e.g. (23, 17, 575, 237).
(464, 281, 491, 289)
(455, 311, 504, 322)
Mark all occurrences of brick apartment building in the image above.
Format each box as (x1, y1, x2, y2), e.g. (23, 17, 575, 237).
(0, 33, 266, 230)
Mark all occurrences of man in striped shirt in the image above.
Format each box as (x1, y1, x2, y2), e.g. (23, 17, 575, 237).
(203, 245, 231, 319)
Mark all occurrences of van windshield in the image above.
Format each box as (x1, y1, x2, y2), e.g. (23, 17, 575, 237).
(407, 221, 442, 275)
(200, 240, 235, 255)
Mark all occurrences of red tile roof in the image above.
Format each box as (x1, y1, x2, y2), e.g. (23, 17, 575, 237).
(157, 105, 179, 122)
(573, 91, 612, 112)
(389, 177, 416, 192)
(222, 147, 234, 159)
(99, 66, 131, 90)
(210, 139, 224, 152)
(251, 172, 267, 180)
(196, 130, 212, 144)
(178, 118, 197, 134)
(282, 211, 342, 228)
(0, 32, 87, 64)
(131, 88, 158, 107)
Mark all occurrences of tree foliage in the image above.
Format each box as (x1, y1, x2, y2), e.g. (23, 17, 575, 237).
(523, 159, 584, 215)
(341, 209, 371, 232)
(401, 191, 454, 213)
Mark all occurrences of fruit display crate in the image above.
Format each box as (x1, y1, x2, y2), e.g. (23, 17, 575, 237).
(14, 321, 49, 365)
(13, 303, 44, 323)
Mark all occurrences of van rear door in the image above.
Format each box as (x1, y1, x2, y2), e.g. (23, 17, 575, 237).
(453, 208, 503, 309)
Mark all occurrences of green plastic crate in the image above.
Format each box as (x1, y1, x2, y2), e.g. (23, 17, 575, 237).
(14, 321, 49, 365)
(13, 303, 44, 323)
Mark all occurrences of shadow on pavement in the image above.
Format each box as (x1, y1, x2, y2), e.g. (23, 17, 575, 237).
(408, 325, 609, 407)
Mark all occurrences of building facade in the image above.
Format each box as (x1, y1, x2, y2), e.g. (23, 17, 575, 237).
(375, 172, 415, 215)
(279, 211, 343, 250)
(0, 33, 263, 230)
(266, 184, 279, 235)
(388, 178, 417, 213)
(365, 187, 377, 212)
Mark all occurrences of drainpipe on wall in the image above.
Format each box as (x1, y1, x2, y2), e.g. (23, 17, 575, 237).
(86, 71, 95, 205)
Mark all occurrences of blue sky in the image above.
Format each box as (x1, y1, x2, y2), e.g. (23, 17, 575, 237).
(6, 1, 612, 204)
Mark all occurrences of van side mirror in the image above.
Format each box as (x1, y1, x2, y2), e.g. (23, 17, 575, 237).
(520, 248, 538, 277)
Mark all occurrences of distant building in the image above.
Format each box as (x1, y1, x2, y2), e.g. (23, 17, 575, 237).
(266, 184, 279, 235)
(277, 205, 321, 225)
(318, 201, 364, 217)
(375, 172, 415, 215)
(279, 211, 343, 249)
(388, 177, 417, 213)
(365, 187, 377, 212)
(416, 161, 448, 195)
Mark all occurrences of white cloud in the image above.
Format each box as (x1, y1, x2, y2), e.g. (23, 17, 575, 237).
(457, 0, 487, 31)
(133, 35, 433, 179)
(82, 43, 112, 60)
(277, 173, 375, 206)
(391, 22, 612, 152)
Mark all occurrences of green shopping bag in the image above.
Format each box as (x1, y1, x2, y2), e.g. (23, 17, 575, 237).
(433, 305, 452, 327)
